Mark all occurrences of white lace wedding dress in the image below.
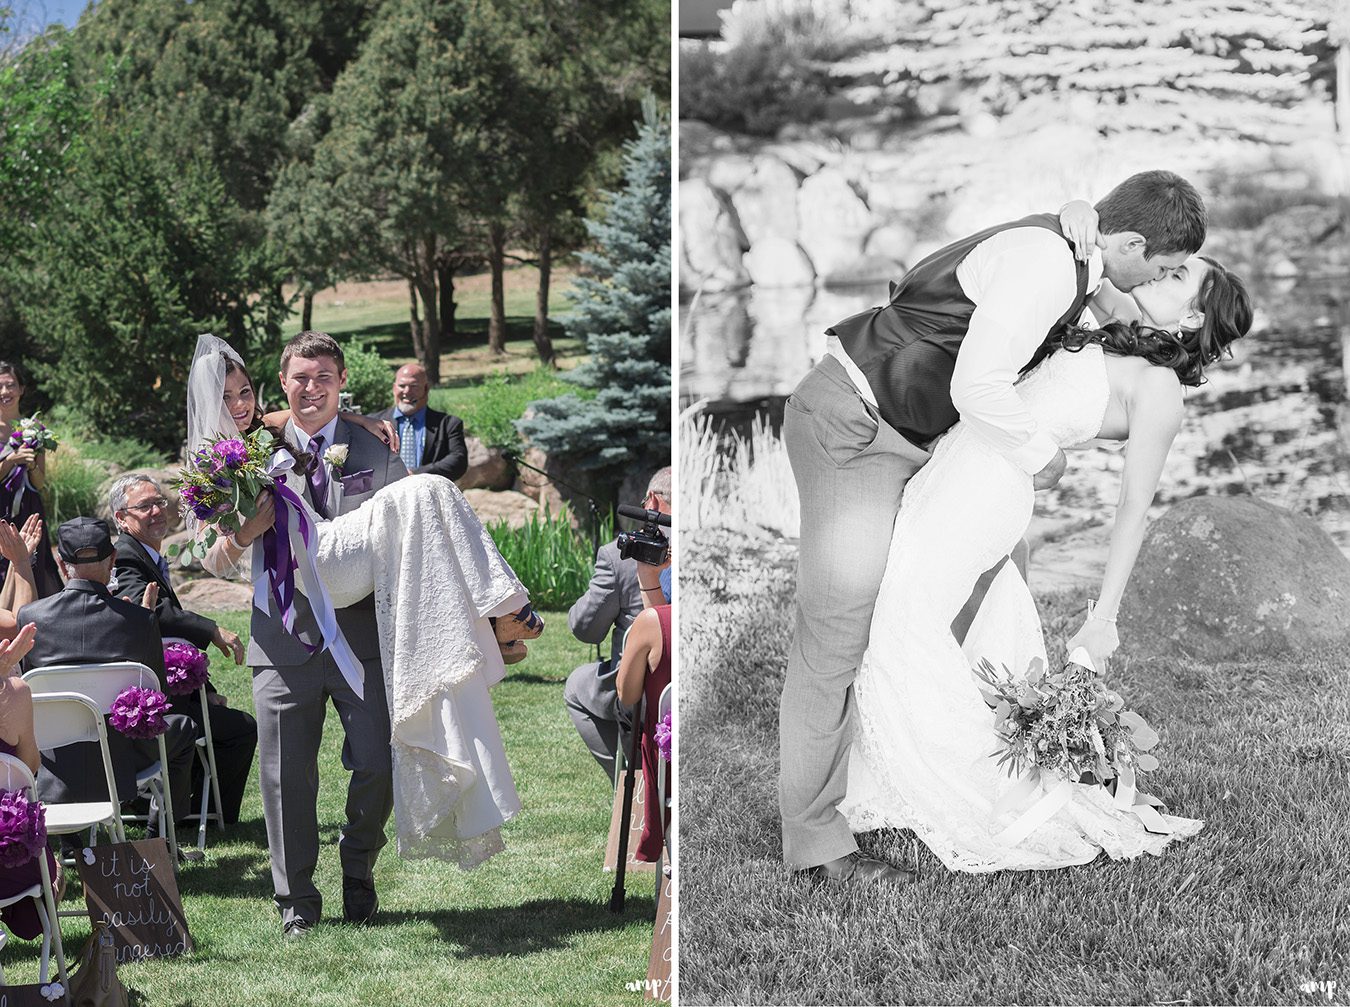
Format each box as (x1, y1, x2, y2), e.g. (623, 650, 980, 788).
(291, 473, 527, 867)
(840, 343, 1203, 871)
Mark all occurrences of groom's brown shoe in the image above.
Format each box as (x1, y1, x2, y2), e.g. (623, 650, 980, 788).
(800, 852, 917, 886)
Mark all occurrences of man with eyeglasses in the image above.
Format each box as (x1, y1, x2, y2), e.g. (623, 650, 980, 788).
(110, 473, 258, 826)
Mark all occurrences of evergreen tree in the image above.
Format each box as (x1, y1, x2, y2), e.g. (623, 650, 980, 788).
(517, 98, 670, 494)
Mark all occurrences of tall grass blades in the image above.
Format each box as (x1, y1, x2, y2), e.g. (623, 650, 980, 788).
(681, 402, 799, 538)
(488, 507, 608, 610)
(41, 449, 107, 530)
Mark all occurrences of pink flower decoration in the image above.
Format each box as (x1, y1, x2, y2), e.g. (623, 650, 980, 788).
(163, 643, 210, 695)
(109, 686, 171, 739)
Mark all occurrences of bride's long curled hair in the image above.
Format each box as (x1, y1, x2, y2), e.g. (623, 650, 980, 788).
(1041, 256, 1253, 387)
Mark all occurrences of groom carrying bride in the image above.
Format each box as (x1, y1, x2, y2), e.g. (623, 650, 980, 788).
(779, 171, 1208, 887)
(249, 331, 407, 939)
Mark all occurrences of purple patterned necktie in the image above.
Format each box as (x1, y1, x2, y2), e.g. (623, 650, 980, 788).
(308, 434, 330, 517)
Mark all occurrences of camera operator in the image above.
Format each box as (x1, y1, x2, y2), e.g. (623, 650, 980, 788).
(564, 467, 671, 784)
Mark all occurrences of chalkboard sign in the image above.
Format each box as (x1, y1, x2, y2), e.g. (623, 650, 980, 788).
(645, 861, 672, 1002)
(76, 839, 193, 964)
(603, 770, 656, 874)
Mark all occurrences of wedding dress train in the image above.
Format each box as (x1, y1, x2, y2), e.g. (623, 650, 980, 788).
(840, 343, 1203, 871)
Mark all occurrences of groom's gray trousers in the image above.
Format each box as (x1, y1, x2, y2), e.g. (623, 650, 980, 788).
(253, 649, 392, 927)
(780, 356, 1030, 868)
(780, 355, 932, 869)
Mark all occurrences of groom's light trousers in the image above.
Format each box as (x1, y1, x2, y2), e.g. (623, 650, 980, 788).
(253, 650, 393, 926)
(779, 356, 931, 869)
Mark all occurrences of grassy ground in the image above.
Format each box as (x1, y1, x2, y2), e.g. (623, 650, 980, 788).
(0, 610, 658, 1006)
(678, 527, 1350, 1006)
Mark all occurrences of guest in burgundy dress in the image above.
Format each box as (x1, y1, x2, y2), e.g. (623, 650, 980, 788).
(617, 603, 672, 862)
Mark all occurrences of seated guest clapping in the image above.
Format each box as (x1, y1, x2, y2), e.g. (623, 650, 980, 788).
(0, 623, 62, 936)
(110, 474, 258, 825)
(367, 363, 468, 481)
(18, 518, 196, 848)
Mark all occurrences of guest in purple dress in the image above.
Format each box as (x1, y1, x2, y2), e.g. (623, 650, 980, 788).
(0, 363, 61, 598)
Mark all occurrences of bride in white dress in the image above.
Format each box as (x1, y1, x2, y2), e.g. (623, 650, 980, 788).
(186, 334, 529, 867)
(842, 255, 1253, 871)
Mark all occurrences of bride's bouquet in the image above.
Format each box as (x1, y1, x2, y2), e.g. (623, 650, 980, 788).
(973, 652, 1160, 785)
(974, 650, 1173, 839)
(170, 429, 277, 563)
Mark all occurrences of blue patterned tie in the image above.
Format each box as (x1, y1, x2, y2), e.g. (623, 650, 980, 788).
(399, 415, 419, 471)
(157, 554, 171, 583)
(308, 434, 330, 517)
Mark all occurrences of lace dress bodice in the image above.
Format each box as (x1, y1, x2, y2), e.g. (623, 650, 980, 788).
(1013, 342, 1111, 450)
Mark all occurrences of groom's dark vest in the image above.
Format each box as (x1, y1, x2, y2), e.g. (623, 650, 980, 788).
(827, 212, 1091, 446)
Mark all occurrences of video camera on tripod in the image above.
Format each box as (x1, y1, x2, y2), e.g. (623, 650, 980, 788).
(615, 504, 671, 566)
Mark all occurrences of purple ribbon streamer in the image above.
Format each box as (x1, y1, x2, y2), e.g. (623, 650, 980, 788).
(259, 481, 322, 654)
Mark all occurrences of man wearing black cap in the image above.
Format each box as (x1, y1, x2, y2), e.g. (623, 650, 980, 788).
(19, 517, 196, 850)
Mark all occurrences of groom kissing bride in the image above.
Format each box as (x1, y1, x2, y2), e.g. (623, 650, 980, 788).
(779, 170, 1253, 884)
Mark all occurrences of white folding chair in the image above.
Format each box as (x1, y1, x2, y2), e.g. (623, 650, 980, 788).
(0, 752, 68, 988)
(25, 664, 179, 862)
(162, 637, 225, 853)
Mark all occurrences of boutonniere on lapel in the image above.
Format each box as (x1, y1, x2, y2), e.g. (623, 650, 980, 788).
(322, 444, 349, 474)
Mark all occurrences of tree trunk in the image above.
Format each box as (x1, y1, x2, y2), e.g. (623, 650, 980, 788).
(488, 221, 507, 355)
(301, 290, 314, 331)
(533, 224, 556, 367)
(438, 259, 457, 347)
(407, 278, 425, 367)
(417, 237, 442, 380)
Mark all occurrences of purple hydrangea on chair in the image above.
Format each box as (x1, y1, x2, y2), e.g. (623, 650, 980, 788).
(0, 789, 47, 868)
(654, 711, 672, 763)
(163, 643, 210, 695)
(109, 686, 171, 739)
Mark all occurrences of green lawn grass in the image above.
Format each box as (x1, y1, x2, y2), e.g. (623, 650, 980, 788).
(1, 609, 658, 1006)
(289, 267, 588, 386)
(678, 527, 1350, 1006)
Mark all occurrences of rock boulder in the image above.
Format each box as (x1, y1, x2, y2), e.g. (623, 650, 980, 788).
(455, 436, 513, 491)
(1119, 496, 1350, 660)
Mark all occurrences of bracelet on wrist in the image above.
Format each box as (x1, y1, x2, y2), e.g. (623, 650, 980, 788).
(640, 586, 663, 594)
(1087, 599, 1117, 624)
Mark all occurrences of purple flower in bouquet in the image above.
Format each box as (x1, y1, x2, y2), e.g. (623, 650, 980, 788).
(654, 711, 672, 762)
(163, 643, 210, 695)
(109, 686, 171, 739)
(0, 788, 47, 868)
(213, 438, 248, 467)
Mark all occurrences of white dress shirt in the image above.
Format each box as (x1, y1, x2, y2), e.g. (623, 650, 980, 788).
(950, 228, 1102, 474)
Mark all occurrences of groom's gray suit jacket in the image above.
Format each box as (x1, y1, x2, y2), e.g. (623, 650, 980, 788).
(246, 418, 408, 667)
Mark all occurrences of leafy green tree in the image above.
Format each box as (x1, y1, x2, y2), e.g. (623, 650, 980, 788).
(17, 121, 285, 450)
(506, 0, 670, 366)
(269, 0, 524, 379)
(516, 99, 670, 494)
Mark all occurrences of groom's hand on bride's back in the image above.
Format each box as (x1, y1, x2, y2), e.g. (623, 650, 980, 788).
(1032, 448, 1067, 490)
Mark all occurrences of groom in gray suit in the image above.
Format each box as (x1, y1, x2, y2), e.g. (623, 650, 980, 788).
(250, 330, 407, 939)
